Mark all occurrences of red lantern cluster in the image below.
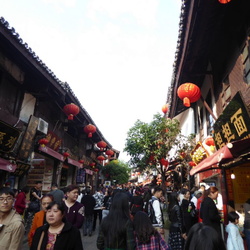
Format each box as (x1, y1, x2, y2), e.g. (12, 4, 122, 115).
(84, 124, 96, 138)
(97, 141, 107, 151)
(38, 138, 49, 147)
(63, 103, 80, 120)
(177, 83, 201, 107)
(105, 149, 114, 158)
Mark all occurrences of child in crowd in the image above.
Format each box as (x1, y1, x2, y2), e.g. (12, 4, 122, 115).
(226, 211, 244, 250)
(133, 211, 170, 250)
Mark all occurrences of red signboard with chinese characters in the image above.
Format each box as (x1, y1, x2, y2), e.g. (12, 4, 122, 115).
(45, 131, 62, 151)
(213, 92, 250, 149)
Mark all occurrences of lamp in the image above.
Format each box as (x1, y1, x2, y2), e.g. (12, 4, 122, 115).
(231, 171, 235, 179)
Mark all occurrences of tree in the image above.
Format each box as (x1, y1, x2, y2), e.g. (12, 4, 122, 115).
(101, 160, 130, 184)
(124, 113, 194, 187)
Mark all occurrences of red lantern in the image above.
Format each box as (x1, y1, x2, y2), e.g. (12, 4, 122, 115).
(218, 0, 231, 3)
(63, 103, 80, 120)
(162, 104, 169, 114)
(38, 138, 49, 147)
(89, 162, 96, 167)
(177, 83, 201, 107)
(78, 159, 84, 164)
(106, 149, 114, 158)
(63, 152, 70, 158)
(189, 161, 196, 167)
(97, 141, 107, 151)
(205, 136, 215, 146)
(93, 168, 99, 172)
(97, 155, 106, 162)
(84, 124, 96, 138)
(160, 158, 169, 166)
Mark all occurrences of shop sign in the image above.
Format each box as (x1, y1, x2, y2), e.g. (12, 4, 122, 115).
(45, 131, 62, 151)
(191, 142, 209, 165)
(18, 116, 39, 160)
(0, 120, 20, 153)
(213, 92, 250, 149)
(13, 163, 30, 176)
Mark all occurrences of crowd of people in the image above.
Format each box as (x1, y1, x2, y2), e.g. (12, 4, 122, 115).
(0, 181, 249, 250)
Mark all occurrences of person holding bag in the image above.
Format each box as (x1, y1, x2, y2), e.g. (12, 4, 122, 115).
(30, 201, 83, 250)
(134, 211, 170, 249)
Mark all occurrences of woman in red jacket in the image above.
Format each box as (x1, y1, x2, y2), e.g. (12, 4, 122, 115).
(14, 186, 29, 215)
(28, 194, 54, 246)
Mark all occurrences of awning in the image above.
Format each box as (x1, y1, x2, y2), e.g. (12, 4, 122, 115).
(0, 158, 17, 172)
(38, 146, 64, 161)
(67, 158, 82, 168)
(190, 138, 250, 175)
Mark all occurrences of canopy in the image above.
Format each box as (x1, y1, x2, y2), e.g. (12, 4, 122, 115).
(0, 157, 16, 172)
(190, 138, 250, 175)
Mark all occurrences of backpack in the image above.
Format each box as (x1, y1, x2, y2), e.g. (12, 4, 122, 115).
(148, 199, 158, 224)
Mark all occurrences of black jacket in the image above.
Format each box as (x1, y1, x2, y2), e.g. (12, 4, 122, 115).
(81, 194, 96, 216)
(30, 221, 83, 250)
(200, 197, 221, 236)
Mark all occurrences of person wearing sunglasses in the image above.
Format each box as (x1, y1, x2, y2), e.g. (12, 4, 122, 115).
(0, 187, 25, 250)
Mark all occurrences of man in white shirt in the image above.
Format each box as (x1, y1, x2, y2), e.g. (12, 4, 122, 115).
(150, 187, 164, 235)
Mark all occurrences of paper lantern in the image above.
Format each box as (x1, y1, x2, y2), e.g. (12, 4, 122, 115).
(162, 104, 169, 114)
(189, 161, 196, 167)
(97, 141, 107, 151)
(160, 158, 169, 166)
(177, 83, 201, 107)
(218, 0, 231, 3)
(63, 152, 70, 158)
(89, 162, 96, 167)
(105, 149, 114, 158)
(63, 103, 80, 120)
(38, 138, 49, 147)
(84, 124, 96, 138)
(97, 155, 106, 162)
(205, 136, 215, 146)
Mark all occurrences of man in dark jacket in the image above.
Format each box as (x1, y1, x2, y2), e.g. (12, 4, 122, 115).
(81, 188, 96, 236)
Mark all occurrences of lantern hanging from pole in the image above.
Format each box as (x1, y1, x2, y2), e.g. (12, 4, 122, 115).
(105, 149, 114, 158)
(38, 138, 49, 147)
(218, 0, 231, 3)
(97, 155, 106, 163)
(97, 141, 107, 151)
(162, 104, 169, 114)
(63, 103, 80, 120)
(177, 83, 201, 107)
(84, 124, 96, 138)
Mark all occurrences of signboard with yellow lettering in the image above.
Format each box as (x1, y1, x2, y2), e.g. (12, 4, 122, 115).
(213, 92, 250, 149)
(0, 120, 20, 153)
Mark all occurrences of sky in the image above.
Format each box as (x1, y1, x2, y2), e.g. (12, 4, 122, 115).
(1, 0, 181, 162)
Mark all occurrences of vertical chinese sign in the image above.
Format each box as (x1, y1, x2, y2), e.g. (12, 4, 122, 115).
(213, 92, 250, 149)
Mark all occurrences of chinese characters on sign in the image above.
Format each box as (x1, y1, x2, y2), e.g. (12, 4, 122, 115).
(18, 116, 39, 160)
(0, 120, 20, 153)
(45, 131, 62, 151)
(213, 92, 250, 149)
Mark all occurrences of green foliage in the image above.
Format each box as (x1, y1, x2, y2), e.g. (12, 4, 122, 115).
(124, 113, 182, 173)
(101, 160, 130, 184)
